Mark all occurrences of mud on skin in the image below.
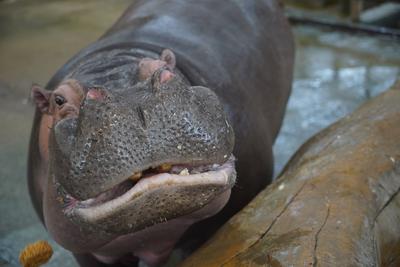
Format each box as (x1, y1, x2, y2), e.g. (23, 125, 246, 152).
(28, 0, 294, 266)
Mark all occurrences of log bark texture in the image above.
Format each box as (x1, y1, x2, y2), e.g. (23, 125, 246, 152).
(180, 82, 400, 267)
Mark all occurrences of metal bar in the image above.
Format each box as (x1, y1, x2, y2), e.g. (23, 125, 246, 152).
(287, 13, 400, 39)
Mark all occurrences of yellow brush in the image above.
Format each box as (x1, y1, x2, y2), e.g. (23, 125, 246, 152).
(19, 240, 53, 267)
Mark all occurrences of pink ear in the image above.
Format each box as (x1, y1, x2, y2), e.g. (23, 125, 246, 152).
(138, 58, 166, 81)
(138, 49, 177, 81)
(160, 49, 176, 69)
(31, 84, 51, 113)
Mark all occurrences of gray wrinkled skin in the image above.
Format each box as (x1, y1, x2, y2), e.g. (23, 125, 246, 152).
(52, 68, 234, 200)
(74, 184, 228, 235)
(27, 0, 293, 265)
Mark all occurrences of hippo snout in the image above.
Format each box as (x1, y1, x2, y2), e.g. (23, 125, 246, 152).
(52, 80, 235, 200)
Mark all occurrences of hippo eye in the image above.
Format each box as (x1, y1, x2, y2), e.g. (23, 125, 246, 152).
(54, 95, 66, 106)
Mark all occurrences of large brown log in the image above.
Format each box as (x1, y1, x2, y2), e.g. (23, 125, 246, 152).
(180, 82, 400, 267)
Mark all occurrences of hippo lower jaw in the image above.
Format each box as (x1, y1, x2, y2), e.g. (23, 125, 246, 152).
(64, 155, 236, 234)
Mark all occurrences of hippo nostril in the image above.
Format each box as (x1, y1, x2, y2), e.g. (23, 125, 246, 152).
(86, 88, 107, 101)
(159, 70, 174, 84)
(150, 67, 175, 90)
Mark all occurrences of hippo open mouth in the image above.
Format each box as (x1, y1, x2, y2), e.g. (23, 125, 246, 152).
(61, 155, 236, 234)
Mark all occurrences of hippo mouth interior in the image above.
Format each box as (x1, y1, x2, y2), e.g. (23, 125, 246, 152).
(78, 156, 235, 207)
(65, 155, 236, 232)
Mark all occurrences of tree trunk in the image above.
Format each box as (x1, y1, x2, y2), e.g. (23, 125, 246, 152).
(180, 82, 400, 267)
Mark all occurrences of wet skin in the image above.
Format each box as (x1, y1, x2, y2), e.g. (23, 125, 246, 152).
(28, 0, 294, 266)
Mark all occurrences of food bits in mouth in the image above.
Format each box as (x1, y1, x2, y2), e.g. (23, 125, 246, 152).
(129, 164, 172, 182)
(157, 163, 172, 172)
(129, 172, 142, 182)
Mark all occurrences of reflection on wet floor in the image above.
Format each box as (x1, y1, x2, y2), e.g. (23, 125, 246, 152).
(0, 1, 399, 266)
(273, 26, 400, 175)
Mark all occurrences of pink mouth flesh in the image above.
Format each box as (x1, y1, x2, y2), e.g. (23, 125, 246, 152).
(65, 155, 236, 211)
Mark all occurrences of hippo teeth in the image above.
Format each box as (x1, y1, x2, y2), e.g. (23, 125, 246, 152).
(179, 168, 189, 175)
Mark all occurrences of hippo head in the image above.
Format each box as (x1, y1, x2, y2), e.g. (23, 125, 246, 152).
(32, 49, 235, 259)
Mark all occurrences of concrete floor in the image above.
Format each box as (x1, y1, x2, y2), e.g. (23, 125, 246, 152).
(0, 1, 399, 266)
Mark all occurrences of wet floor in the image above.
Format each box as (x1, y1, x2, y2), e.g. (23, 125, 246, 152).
(0, 1, 399, 266)
(273, 26, 400, 175)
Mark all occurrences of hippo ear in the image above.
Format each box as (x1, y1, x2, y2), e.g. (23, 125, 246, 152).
(138, 49, 176, 81)
(31, 84, 51, 114)
(160, 49, 176, 70)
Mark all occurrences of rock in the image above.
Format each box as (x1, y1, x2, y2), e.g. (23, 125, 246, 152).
(180, 81, 400, 267)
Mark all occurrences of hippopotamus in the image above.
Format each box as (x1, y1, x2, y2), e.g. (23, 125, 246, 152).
(27, 0, 294, 266)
